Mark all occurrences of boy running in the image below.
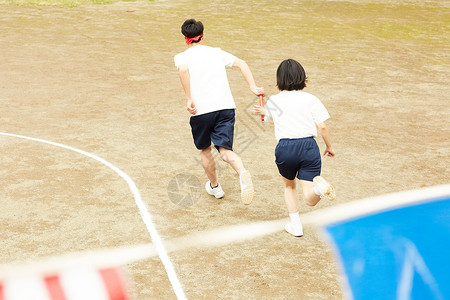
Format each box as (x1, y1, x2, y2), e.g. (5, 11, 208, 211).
(174, 19, 264, 205)
(254, 59, 335, 236)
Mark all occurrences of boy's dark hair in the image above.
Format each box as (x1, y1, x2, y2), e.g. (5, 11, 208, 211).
(181, 19, 204, 42)
(276, 59, 307, 91)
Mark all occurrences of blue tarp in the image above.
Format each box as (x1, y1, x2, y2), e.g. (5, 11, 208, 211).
(323, 195, 450, 300)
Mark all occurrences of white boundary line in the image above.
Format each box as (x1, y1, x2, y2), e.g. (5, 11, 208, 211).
(0, 132, 186, 300)
(2, 185, 448, 284)
(0, 218, 287, 278)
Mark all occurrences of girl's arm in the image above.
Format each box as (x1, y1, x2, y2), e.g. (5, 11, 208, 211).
(253, 105, 268, 117)
(232, 58, 264, 96)
(178, 64, 197, 115)
(318, 122, 335, 157)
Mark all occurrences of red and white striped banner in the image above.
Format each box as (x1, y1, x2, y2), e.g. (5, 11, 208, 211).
(0, 267, 130, 300)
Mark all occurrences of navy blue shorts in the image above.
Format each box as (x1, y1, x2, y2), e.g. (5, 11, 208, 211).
(189, 109, 235, 151)
(275, 137, 321, 181)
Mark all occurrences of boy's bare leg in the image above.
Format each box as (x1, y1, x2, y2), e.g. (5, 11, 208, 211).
(301, 180, 321, 206)
(219, 147, 254, 204)
(218, 148, 245, 175)
(200, 146, 218, 187)
(283, 177, 299, 213)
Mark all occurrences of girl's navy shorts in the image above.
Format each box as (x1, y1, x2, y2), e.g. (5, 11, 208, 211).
(189, 109, 235, 151)
(275, 137, 321, 181)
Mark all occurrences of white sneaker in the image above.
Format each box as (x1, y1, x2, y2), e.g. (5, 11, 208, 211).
(285, 222, 303, 237)
(205, 180, 224, 199)
(313, 176, 335, 201)
(239, 170, 254, 205)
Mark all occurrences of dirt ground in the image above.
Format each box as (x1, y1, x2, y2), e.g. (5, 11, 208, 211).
(0, 0, 449, 299)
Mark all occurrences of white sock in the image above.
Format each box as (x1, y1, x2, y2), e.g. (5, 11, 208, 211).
(313, 184, 323, 196)
(289, 212, 301, 225)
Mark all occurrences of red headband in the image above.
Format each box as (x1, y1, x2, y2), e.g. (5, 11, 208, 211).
(185, 33, 203, 45)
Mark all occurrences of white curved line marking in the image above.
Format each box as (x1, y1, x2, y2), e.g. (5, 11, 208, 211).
(0, 132, 186, 300)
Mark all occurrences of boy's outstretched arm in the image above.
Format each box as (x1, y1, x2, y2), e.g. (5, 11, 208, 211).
(178, 64, 197, 115)
(232, 58, 264, 96)
(318, 122, 335, 157)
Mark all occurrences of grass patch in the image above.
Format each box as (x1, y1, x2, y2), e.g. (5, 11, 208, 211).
(0, 0, 151, 7)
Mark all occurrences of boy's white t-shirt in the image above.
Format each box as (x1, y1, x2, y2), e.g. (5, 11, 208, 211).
(265, 90, 330, 141)
(174, 45, 237, 116)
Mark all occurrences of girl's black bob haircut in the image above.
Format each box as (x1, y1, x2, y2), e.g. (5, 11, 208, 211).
(276, 59, 307, 91)
(181, 19, 204, 38)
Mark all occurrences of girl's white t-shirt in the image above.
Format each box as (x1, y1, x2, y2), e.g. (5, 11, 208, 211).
(265, 90, 330, 141)
(174, 45, 237, 116)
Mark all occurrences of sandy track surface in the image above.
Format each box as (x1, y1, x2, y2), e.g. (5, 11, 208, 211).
(1, 0, 449, 298)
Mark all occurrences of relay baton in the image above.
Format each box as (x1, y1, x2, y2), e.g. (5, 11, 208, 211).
(259, 94, 265, 121)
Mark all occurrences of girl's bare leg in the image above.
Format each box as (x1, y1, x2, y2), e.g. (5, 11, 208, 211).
(282, 177, 299, 213)
(301, 180, 322, 206)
